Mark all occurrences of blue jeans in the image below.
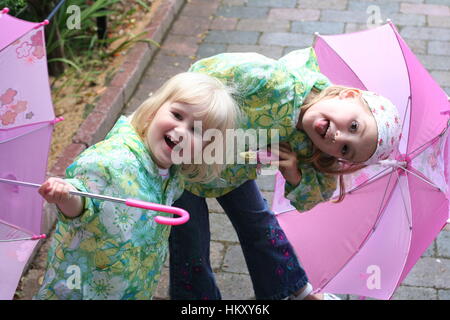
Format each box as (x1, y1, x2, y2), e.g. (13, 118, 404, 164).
(168, 180, 308, 300)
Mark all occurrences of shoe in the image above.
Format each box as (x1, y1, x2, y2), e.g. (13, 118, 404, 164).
(289, 283, 341, 300)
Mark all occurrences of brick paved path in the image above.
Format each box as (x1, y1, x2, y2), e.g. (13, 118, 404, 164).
(123, 0, 450, 300)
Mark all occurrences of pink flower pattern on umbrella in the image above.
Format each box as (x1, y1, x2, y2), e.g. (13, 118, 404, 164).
(0, 88, 28, 126)
(0, 88, 16, 105)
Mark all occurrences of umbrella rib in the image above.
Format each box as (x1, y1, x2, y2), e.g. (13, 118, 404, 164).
(399, 166, 442, 191)
(372, 169, 397, 230)
(394, 170, 412, 229)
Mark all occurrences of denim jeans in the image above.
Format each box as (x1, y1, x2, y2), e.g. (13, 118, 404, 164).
(168, 180, 308, 300)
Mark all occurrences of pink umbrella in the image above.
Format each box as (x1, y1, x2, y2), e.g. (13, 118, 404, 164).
(0, 8, 54, 300)
(273, 21, 450, 300)
(0, 8, 189, 300)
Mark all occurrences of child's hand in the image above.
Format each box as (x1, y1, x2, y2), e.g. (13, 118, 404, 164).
(269, 142, 302, 186)
(39, 177, 75, 204)
(38, 178, 83, 218)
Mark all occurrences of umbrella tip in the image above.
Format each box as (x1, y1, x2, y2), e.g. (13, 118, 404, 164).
(1, 7, 9, 14)
(52, 116, 65, 124)
(35, 19, 50, 29)
(314, 32, 320, 36)
(386, 18, 392, 23)
(32, 234, 47, 240)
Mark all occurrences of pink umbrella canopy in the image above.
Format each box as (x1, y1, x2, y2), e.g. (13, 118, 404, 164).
(273, 21, 450, 300)
(0, 9, 56, 299)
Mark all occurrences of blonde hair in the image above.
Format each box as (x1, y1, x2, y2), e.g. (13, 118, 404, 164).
(130, 72, 240, 183)
(301, 85, 368, 203)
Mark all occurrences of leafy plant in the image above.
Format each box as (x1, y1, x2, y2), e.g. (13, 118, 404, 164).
(0, 0, 27, 16)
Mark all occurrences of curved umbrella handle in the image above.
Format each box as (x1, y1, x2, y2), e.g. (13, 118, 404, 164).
(125, 199, 190, 226)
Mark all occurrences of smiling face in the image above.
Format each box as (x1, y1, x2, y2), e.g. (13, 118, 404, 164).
(145, 101, 206, 169)
(298, 89, 378, 163)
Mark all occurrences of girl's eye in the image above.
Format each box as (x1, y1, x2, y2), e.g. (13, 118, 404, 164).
(172, 112, 183, 120)
(350, 120, 358, 132)
(341, 145, 348, 156)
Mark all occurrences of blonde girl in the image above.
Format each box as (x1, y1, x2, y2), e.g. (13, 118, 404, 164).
(35, 72, 239, 300)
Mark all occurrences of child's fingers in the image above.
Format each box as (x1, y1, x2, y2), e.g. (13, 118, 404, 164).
(54, 181, 73, 202)
(38, 178, 72, 203)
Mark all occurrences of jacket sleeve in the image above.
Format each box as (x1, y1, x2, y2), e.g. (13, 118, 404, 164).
(283, 164, 337, 212)
(55, 151, 112, 229)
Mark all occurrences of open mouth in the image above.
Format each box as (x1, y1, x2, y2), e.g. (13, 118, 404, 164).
(315, 119, 330, 139)
(164, 135, 179, 149)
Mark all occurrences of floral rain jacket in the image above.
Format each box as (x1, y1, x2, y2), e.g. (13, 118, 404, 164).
(185, 48, 337, 212)
(35, 116, 183, 300)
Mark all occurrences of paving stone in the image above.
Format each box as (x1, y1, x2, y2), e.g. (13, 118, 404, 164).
(321, 10, 374, 24)
(170, 15, 211, 36)
(345, 23, 370, 34)
(388, 13, 426, 27)
(260, 32, 313, 47)
(348, 0, 400, 16)
(417, 54, 450, 71)
(217, 5, 269, 19)
(268, 8, 320, 21)
(222, 0, 247, 5)
(297, 0, 347, 10)
(431, 71, 450, 87)
(247, 0, 297, 7)
(402, 257, 450, 289)
(292, 21, 345, 34)
(227, 44, 284, 59)
(445, 87, 450, 95)
(161, 34, 199, 56)
(223, 244, 249, 273)
(428, 16, 450, 28)
(210, 213, 240, 242)
(422, 240, 436, 257)
(425, 0, 450, 5)
(429, 41, 450, 55)
(404, 39, 427, 55)
(401, 27, 450, 41)
(182, 2, 220, 17)
(211, 241, 225, 271)
(392, 286, 438, 300)
(236, 18, 290, 32)
(204, 30, 260, 45)
(196, 43, 227, 59)
(216, 273, 255, 299)
(438, 289, 450, 300)
(206, 197, 225, 213)
(437, 230, 450, 258)
(210, 16, 238, 30)
(400, 3, 450, 16)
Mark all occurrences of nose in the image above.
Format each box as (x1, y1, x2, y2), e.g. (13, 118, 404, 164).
(332, 130, 340, 143)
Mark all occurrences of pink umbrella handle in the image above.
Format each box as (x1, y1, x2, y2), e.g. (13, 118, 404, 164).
(125, 199, 190, 226)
